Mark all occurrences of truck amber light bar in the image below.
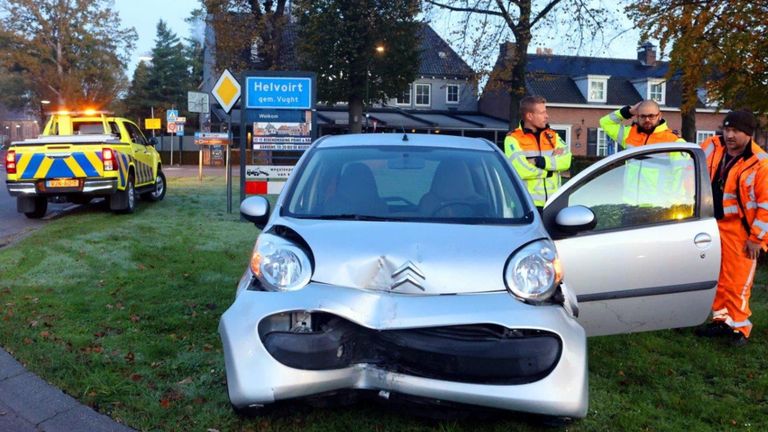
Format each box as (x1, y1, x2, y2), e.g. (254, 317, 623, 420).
(102, 148, 116, 171)
(5, 150, 15, 174)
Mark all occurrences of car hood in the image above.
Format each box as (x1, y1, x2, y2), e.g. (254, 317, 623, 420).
(275, 218, 547, 295)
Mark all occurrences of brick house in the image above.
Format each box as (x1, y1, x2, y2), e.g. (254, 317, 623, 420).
(479, 42, 752, 156)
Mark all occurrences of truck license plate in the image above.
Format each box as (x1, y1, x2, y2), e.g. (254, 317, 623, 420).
(47, 179, 79, 188)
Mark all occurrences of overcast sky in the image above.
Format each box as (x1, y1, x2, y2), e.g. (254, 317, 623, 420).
(114, 0, 201, 76)
(114, 1, 645, 78)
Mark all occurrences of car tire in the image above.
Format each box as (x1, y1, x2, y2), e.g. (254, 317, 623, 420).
(24, 197, 48, 219)
(142, 168, 166, 202)
(112, 173, 135, 214)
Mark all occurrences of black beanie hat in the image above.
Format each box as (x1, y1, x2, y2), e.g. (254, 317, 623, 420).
(723, 110, 757, 136)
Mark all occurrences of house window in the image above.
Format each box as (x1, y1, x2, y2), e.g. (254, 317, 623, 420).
(396, 86, 411, 105)
(446, 84, 459, 104)
(549, 124, 571, 149)
(415, 84, 431, 107)
(597, 129, 617, 156)
(649, 80, 666, 105)
(696, 130, 715, 145)
(589, 78, 607, 103)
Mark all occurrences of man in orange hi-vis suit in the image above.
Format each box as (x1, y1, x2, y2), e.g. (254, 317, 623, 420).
(695, 110, 768, 346)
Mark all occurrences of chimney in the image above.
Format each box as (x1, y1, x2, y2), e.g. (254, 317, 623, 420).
(638, 41, 656, 66)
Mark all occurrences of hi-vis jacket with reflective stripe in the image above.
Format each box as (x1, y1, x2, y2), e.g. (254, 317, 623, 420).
(504, 124, 572, 207)
(600, 107, 685, 149)
(701, 135, 768, 248)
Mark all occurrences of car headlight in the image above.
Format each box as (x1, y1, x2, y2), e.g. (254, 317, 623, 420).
(504, 239, 562, 302)
(250, 233, 312, 291)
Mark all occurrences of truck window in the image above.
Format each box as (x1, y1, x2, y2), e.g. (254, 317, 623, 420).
(124, 122, 148, 145)
(73, 122, 106, 135)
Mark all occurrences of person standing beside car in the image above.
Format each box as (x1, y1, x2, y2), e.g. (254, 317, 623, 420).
(695, 110, 768, 346)
(504, 95, 572, 212)
(599, 100, 685, 150)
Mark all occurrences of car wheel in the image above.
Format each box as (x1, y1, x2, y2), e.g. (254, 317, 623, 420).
(112, 174, 135, 214)
(142, 169, 166, 202)
(24, 197, 48, 219)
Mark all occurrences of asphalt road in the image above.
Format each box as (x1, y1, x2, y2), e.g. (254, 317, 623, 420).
(0, 168, 75, 247)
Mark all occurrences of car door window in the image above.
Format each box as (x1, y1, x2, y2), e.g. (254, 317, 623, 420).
(566, 150, 695, 231)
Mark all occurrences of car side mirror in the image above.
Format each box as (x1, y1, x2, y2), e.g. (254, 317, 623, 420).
(554, 205, 597, 235)
(240, 196, 271, 229)
(148, 136, 159, 146)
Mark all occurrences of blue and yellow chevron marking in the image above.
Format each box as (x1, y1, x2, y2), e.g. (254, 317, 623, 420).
(116, 151, 129, 188)
(17, 151, 106, 180)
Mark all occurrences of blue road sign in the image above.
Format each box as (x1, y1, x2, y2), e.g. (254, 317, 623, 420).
(245, 77, 312, 110)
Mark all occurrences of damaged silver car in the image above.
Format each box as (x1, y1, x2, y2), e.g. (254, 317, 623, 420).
(219, 134, 720, 418)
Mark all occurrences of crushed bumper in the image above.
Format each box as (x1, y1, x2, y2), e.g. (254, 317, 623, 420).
(219, 282, 588, 417)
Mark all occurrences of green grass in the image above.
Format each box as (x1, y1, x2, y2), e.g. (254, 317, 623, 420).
(0, 175, 766, 431)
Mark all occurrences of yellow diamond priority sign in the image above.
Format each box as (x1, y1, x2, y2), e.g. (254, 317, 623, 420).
(212, 69, 241, 114)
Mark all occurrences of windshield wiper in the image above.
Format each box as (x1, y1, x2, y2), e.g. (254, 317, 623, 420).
(311, 214, 398, 221)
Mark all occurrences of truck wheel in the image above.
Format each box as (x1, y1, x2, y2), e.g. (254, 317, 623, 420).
(24, 197, 48, 219)
(142, 169, 166, 202)
(111, 174, 135, 214)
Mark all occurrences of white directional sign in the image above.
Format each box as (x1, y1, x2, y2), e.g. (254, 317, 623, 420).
(188, 91, 210, 113)
(212, 69, 241, 114)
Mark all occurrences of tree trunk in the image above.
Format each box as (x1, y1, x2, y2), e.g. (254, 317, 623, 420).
(507, 45, 528, 130)
(349, 96, 363, 134)
(680, 79, 697, 142)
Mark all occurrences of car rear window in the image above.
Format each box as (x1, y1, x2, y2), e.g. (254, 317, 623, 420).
(285, 145, 530, 223)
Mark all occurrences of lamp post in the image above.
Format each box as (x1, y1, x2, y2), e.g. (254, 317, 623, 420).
(39, 100, 51, 130)
(365, 44, 386, 133)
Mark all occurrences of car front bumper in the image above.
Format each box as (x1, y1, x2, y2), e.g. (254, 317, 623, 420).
(219, 279, 588, 418)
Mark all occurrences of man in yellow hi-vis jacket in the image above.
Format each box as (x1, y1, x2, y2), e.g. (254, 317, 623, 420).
(600, 100, 690, 214)
(504, 96, 572, 211)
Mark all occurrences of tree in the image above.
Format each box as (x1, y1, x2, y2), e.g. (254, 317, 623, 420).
(123, 60, 152, 124)
(628, 1, 768, 141)
(185, 8, 206, 87)
(294, 0, 421, 133)
(0, 0, 136, 109)
(425, 0, 609, 128)
(204, 0, 290, 71)
(146, 20, 192, 121)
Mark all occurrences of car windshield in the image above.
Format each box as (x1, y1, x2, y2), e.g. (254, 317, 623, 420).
(284, 145, 531, 223)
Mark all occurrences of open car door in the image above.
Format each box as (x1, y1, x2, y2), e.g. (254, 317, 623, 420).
(543, 143, 720, 336)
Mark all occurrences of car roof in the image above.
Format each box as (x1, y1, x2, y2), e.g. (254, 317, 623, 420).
(313, 133, 497, 151)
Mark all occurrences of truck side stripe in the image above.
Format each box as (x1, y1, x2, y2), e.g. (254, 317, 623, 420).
(72, 152, 99, 177)
(48, 159, 75, 178)
(64, 157, 87, 178)
(34, 157, 54, 179)
(20, 153, 44, 179)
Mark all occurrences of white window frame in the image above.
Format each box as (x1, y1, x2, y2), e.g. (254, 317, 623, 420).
(597, 128, 617, 157)
(549, 124, 571, 150)
(446, 84, 460, 104)
(648, 79, 666, 105)
(396, 86, 412, 106)
(588, 76, 609, 103)
(415, 83, 431, 107)
(696, 130, 716, 146)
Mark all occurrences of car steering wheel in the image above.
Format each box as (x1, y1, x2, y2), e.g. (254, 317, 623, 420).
(430, 201, 475, 217)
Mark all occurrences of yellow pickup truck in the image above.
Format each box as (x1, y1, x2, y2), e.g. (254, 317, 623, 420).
(4, 111, 165, 218)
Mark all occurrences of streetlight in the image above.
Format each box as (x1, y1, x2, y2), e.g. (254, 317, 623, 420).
(40, 100, 51, 129)
(365, 44, 386, 133)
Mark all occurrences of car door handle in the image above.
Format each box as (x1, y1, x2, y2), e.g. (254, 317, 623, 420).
(694, 233, 712, 249)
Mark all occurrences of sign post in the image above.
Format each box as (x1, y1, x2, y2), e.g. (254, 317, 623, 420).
(166, 109, 178, 166)
(211, 69, 241, 213)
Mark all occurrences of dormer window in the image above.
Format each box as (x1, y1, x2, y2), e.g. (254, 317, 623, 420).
(648, 79, 665, 104)
(588, 76, 608, 103)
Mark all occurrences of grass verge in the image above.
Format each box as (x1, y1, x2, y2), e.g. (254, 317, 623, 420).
(0, 175, 766, 431)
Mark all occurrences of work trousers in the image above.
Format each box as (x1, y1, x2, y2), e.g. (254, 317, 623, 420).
(712, 218, 757, 337)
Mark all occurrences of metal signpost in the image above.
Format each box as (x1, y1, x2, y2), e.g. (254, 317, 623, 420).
(166, 109, 178, 166)
(211, 69, 241, 213)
